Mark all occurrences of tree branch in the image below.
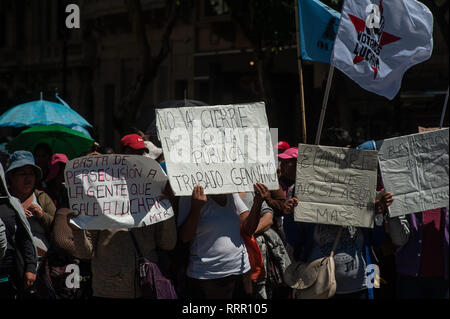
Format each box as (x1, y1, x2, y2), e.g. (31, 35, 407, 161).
(116, 0, 179, 134)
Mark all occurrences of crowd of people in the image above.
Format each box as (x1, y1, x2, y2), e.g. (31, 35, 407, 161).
(0, 126, 448, 300)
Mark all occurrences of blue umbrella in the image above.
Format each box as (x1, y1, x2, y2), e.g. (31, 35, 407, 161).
(0, 94, 92, 128)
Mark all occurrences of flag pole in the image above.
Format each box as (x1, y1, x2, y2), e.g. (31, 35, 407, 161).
(314, 65, 335, 145)
(295, 0, 308, 144)
(439, 86, 449, 129)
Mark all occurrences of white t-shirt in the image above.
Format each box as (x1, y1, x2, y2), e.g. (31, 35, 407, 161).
(177, 193, 251, 280)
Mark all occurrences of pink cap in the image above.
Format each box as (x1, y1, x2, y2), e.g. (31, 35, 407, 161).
(277, 147, 298, 159)
(46, 153, 69, 183)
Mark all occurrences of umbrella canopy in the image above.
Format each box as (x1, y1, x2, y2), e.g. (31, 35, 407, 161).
(7, 125, 94, 160)
(71, 125, 92, 138)
(139, 99, 209, 136)
(0, 97, 92, 128)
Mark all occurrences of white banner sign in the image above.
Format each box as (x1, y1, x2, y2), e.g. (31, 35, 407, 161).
(294, 144, 378, 228)
(156, 102, 279, 196)
(376, 128, 449, 217)
(65, 154, 174, 229)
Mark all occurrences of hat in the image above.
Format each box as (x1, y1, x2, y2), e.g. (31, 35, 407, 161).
(143, 141, 163, 160)
(278, 147, 298, 159)
(46, 153, 69, 183)
(120, 134, 149, 152)
(277, 141, 290, 150)
(6, 150, 42, 181)
(356, 140, 376, 151)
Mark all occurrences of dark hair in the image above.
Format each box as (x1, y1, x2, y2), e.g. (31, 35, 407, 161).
(34, 143, 52, 155)
(320, 127, 353, 147)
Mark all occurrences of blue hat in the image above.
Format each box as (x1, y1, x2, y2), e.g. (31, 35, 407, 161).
(356, 140, 376, 151)
(6, 151, 42, 181)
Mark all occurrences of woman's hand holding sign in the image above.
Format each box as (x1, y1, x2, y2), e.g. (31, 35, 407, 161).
(375, 189, 394, 215)
(283, 198, 299, 215)
(253, 183, 270, 205)
(192, 185, 207, 210)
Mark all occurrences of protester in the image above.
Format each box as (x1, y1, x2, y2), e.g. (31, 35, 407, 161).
(276, 141, 290, 178)
(271, 147, 299, 247)
(282, 129, 394, 299)
(239, 188, 272, 298)
(120, 134, 150, 156)
(278, 147, 298, 196)
(69, 141, 177, 299)
(178, 184, 267, 299)
(263, 146, 298, 245)
(356, 140, 397, 299)
(120, 133, 169, 176)
(44, 153, 69, 209)
(70, 212, 177, 298)
(388, 207, 449, 299)
(33, 143, 53, 188)
(0, 164, 37, 299)
(35, 204, 93, 299)
(5, 151, 56, 260)
(240, 189, 291, 299)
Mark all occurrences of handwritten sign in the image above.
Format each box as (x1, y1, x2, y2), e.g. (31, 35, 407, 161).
(293, 144, 378, 228)
(376, 128, 449, 217)
(65, 154, 174, 230)
(155, 102, 279, 196)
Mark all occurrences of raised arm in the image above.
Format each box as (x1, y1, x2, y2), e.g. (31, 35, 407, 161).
(240, 183, 269, 237)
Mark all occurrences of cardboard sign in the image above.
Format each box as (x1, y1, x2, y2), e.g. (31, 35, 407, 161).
(155, 102, 279, 196)
(65, 154, 174, 230)
(376, 128, 449, 217)
(294, 144, 378, 228)
(418, 126, 447, 133)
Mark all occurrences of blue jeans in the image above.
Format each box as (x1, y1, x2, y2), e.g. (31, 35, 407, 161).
(396, 275, 449, 299)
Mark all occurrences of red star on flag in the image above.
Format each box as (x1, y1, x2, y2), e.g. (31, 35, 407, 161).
(348, 13, 401, 79)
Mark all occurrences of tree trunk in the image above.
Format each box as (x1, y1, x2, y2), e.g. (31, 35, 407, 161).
(256, 51, 278, 129)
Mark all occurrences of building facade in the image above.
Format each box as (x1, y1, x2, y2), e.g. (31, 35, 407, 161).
(0, 0, 448, 150)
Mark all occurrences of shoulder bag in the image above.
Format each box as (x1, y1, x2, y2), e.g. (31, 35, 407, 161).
(283, 227, 343, 299)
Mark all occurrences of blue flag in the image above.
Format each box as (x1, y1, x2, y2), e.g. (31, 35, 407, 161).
(298, 0, 341, 64)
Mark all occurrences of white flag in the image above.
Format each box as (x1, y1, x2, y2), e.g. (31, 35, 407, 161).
(331, 0, 433, 100)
